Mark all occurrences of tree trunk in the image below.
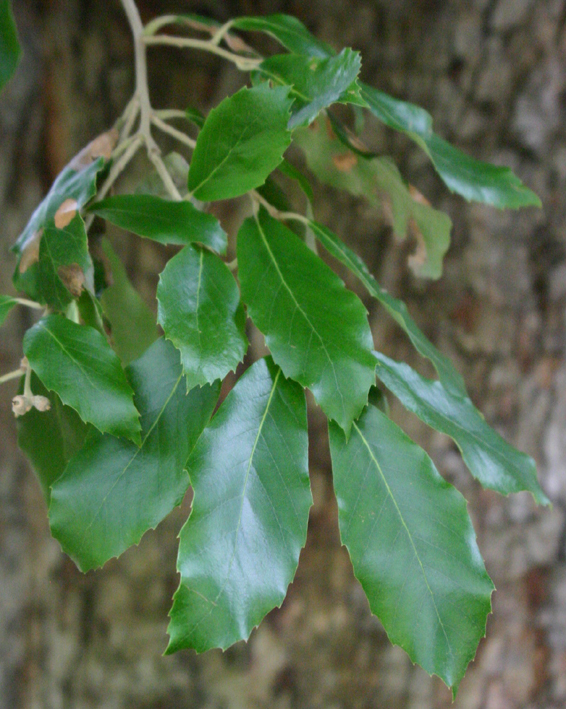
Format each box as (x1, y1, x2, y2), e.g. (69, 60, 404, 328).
(1, 1, 565, 707)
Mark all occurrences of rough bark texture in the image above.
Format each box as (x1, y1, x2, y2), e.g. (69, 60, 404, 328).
(1, 1, 565, 707)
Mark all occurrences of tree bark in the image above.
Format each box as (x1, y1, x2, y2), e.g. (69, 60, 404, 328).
(1, 1, 565, 707)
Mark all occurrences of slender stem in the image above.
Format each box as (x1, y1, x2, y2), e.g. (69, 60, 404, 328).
(151, 115, 196, 148)
(23, 362, 32, 399)
(148, 152, 183, 200)
(97, 136, 143, 203)
(227, 258, 238, 271)
(143, 35, 261, 71)
(120, 98, 140, 142)
(0, 369, 25, 386)
(121, 0, 153, 139)
(16, 298, 43, 310)
(84, 135, 143, 230)
(154, 109, 191, 121)
(143, 14, 180, 37)
(210, 20, 234, 46)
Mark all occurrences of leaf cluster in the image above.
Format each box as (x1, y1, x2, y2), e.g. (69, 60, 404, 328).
(0, 6, 548, 694)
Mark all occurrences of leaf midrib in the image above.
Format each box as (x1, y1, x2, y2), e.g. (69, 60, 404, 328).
(253, 214, 345, 419)
(352, 419, 454, 664)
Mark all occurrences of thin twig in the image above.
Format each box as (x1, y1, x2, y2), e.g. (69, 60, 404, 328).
(143, 35, 261, 71)
(16, 298, 44, 310)
(210, 20, 234, 46)
(120, 97, 140, 142)
(0, 369, 25, 386)
(154, 109, 192, 121)
(151, 115, 196, 149)
(148, 150, 183, 200)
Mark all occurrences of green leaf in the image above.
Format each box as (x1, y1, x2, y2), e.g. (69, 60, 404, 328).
(358, 84, 433, 138)
(278, 158, 314, 203)
(12, 131, 114, 300)
(77, 289, 105, 334)
(422, 133, 542, 209)
(90, 194, 227, 255)
(49, 338, 220, 571)
(232, 14, 334, 59)
(38, 213, 93, 310)
(157, 245, 247, 390)
(257, 48, 362, 128)
(0, 0, 20, 92)
(373, 351, 549, 505)
(188, 84, 293, 201)
(359, 83, 541, 209)
(307, 220, 468, 398)
(0, 294, 17, 326)
(166, 357, 312, 653)
(185, 106, 206, 129)
(17, 375, 91, 503)
(329, 403, 494, 693)
(23, 315, 141, 442)
(99, 239, 158, 364)
(238, 209, 376, 432)
(294, 119, 451, 279)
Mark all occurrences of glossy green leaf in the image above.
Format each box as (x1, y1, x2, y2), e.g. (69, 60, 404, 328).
(17, 375, 91, 503)
(308, 220, 468, 398)
(49, 338, 220, 571)
(23, 315, 141, 442)
(257, 48, 361, 128)
(295, 119, 451, 279)
(360, 83, 541, 209)
(38, 213, 93, 310)
(0, 0, 20, 92)
(90, 194, 227, 255)
(166, 357, 312, 653)
(373, 351, 549, 504)
(188, 84, 293, 201)
(329, 403, 494, 693)
(238, 209, 375, 432)
(0, 294, 17, 325)
(358, 84, 433, 138)
(232, 14, 334, 59)
(12, 141, 110, 300)
(99, 239, 158, 364)
(157, 245, 247, 390)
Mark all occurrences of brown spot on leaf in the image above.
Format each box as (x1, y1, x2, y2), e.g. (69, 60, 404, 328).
(69, 128, 119, 170)
(19, 229, 43, 273)
(324, 117, 336, 140)
(57, 263, 85, 298)
(407, 217, 428, 274)
(408, 184, 431, 206)
(225, 34, 255, 54)
(332, 152, 358, 172)
(54, 198, 78, 229)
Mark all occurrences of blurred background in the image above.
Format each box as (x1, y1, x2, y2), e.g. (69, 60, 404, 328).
(1, 1, 566, 707)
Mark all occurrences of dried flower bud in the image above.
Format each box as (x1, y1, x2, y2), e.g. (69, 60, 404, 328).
(32, 395, 51, 412)
(12, 395, 32, 417)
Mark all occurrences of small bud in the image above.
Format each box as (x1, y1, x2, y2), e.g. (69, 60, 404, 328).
(32, 395, 51, 412)
(12, 395, 32, 417)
